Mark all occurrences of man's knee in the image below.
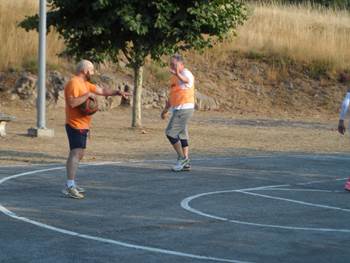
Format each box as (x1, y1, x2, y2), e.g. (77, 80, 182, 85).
(70, 148, 84, 161)
(180, 139, 188, 148)
(166, 135, 179, 145)
(79, 150, 85, 160)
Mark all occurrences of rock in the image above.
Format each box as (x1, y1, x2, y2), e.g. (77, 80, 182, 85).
(142, 89, 155, 106)
(95, 95, 109, 111)
(8, 70, 222, 112)
(0, 72, 5, 92)
(55, 90, 65, 108)
(108, 96, 122, 109)
(152, 102, 161, 109)
(47, 71, 69, 103)
(286, 81, 294, 91)
(195, 91, 220, 111)
(250, 65, 260, 76)
(14, 73, 37, 101)
(10, 93, 19, 101)
(98, 74, 117, 89)
(118, 60, 127, 68)
(143, 104, 153, 109)
(47, 71, 69, 108)
(95, 95, 122, 111)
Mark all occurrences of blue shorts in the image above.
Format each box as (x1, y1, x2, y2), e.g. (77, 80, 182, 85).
(65, 124, 89, 150)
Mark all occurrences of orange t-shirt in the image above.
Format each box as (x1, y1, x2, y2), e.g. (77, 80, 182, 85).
(64, 76, 97, 129)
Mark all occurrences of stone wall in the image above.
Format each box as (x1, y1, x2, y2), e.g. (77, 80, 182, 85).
(4, 71, 219, 111)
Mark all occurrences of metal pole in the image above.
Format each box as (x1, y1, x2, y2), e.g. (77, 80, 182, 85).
(38, 0, 46, 129)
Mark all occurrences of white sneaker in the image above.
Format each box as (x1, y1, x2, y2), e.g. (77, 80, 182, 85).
(75, 185, 86, 193)
(172, 157, 190, 172)
(62, 186, 85, 199)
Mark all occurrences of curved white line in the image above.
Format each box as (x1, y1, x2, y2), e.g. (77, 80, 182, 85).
(238, 191, 350, 213)
(0, 164, 253, 263)
(181, 186, 350, 233)
(258, 188, 341, 193)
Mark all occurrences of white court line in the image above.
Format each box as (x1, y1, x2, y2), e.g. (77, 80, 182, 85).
(181, 181, 350, 233)
(237, 190, 350, 213)
(0, 163, 253, 263)
(257, 188, 342, 193)
(296, 177, 346, 186)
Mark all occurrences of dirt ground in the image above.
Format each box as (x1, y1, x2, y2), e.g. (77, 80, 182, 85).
(0, 104, 349, 165)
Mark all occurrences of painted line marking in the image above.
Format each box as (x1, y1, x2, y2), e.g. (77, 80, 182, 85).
(181, 180, 350, 233)
(237, 190, 350, 213)
(257, 188, 342, 193)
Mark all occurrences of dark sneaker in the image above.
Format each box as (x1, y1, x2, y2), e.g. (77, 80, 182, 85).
(182, 162, 191, 171)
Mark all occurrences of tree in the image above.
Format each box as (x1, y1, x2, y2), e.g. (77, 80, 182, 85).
(21, 0, 247, 127)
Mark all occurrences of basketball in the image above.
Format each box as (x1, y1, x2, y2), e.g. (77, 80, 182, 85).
(79, 96, 98, 116)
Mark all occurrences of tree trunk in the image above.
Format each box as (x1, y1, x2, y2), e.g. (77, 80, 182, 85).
(131, 65, 143, 128)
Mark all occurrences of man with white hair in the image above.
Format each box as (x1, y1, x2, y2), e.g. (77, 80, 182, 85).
(161, 54, 195, 172)
(63, 59, 130, 199)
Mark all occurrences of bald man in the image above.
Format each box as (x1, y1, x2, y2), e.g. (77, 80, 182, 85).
(63, 60, 130, 199)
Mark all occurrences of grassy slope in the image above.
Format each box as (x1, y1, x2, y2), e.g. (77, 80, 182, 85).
(0, 1, 349, 118)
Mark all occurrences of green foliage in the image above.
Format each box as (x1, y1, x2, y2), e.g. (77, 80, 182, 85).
(20, 0, 247, 68)
(308, 59, 334, 79)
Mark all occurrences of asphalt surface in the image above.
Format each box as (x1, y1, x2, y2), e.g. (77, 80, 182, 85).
(0, 153, 349, 263)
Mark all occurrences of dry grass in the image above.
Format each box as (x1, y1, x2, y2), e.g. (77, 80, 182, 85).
(0, 104, 346, 165)
(0, 0, 64, 71)
(189, 2, 350, 72)
(238, 3, 350, 70)
(0, 1, 349, 72)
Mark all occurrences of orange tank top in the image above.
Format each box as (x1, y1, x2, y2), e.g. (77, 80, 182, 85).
(169, 75, 195, 107)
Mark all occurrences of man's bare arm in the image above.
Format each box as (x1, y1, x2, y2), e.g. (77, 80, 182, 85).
(67, 92, 91, 108)
(94, 86, 131, 99)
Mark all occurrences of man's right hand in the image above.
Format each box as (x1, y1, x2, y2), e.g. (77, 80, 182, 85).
(338, 120, 346, 135)
(161, 109, 169, 120)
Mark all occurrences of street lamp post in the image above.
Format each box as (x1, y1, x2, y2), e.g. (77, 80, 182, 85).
(28, 0, 54, 137)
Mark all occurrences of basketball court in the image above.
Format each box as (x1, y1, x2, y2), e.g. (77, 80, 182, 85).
(1, 153, 349, 263)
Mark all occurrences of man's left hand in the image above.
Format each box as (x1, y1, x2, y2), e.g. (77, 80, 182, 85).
(114, 90, 132, 99)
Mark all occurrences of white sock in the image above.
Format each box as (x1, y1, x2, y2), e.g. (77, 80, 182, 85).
(67, 180, 75, 188)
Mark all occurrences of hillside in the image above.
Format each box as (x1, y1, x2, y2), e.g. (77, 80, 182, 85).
(0, 1, 350, 120)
